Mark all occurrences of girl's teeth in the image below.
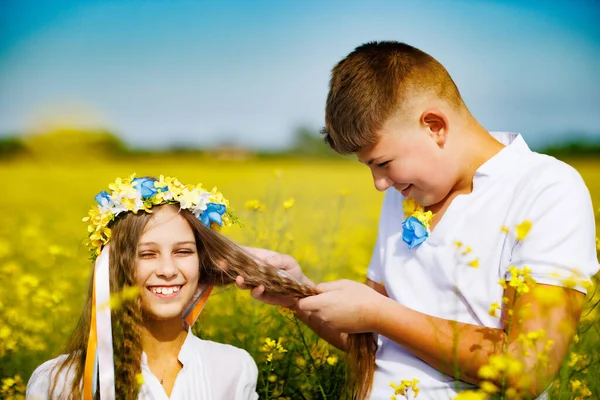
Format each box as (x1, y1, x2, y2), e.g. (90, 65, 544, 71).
(151, 286, 181, 294)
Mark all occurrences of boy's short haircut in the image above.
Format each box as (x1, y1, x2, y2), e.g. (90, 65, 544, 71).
(322, 41, 465, 154)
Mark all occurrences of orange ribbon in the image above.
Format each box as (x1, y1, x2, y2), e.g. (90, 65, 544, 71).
(83, 276, 97, 400)
(184, 285, 213, 326)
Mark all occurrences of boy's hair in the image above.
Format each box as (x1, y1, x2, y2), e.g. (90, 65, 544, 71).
(322, 41, 465, 154)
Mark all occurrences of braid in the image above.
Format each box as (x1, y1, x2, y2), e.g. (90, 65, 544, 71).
(109, 212, 148, 399)
(186, 213, 377, 399)
(346, 333, 377, 399)
(112, 300, 143, 399)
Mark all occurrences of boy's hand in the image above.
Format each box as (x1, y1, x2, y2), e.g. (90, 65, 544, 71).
(296, 279, 383, 333)
(236, 246, 314, 308)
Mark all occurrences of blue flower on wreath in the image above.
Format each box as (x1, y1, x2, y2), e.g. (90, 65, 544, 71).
(402, 216, 429, 249)
(200, 202, 227, 227)
(95, 191, 111, 206)
(132, 177, 166, 200)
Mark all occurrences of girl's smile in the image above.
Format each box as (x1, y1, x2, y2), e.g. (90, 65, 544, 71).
(147, 284, 184, 298)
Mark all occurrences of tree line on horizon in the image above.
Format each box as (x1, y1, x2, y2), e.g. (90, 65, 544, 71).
(1, 127, 599, 161)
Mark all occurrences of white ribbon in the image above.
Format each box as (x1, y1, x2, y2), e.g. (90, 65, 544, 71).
(94, 247, 116, 399)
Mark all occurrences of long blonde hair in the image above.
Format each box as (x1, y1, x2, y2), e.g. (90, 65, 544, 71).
(51, 204, 376, 399)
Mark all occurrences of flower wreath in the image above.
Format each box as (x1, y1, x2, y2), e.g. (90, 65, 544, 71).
(83, 174, 238, 259)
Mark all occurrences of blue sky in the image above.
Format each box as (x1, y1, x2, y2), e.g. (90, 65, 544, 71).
(1, 0, 599, 150)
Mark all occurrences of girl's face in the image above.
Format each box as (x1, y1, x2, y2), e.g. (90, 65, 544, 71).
(135, 206, 200, 321)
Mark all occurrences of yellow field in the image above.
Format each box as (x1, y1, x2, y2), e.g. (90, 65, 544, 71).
(0, 156, 598, 399)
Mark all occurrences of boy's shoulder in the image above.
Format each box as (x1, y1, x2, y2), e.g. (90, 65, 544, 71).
(511, 149, 587, 194)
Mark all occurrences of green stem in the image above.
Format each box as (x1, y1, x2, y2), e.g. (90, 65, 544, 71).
(293, 317, 328, 399)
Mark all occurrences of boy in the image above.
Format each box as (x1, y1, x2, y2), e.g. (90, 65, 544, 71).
(237, 41, 599, 399)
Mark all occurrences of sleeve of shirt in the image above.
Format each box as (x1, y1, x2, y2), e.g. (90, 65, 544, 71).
(508, 162, 599, 293)
(367, 189, 395, 284)
(26, 365, 50, 400)
(235, 350, 259, 400)
(26, 357, 68, 400)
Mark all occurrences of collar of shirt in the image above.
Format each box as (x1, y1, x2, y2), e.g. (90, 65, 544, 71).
(475, 132, 530, 179)
(141, 327, 195, 369)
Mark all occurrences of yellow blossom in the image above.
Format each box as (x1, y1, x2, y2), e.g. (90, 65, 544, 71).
(245, 199, 266, 212)
(515, 220, 532, 240)
(453, 390, 488, 400)
(468, 258, 479, 268)
(326, 354, 338, 366)
(507, 266, 536, 295)
(296, 356, 307, 367)
(488, 302, 501, 318)
(390, 378, 419, 399)
(478, 365, 499, 380)
(568, 352, 581, 368)
(412, 210, 434, 229)
(480, 381, 499, 394)
(402, 197, 420, 218)
(282, 198, 295, 209)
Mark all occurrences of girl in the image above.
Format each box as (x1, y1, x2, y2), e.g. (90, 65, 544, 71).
(25, 175, 322, 399)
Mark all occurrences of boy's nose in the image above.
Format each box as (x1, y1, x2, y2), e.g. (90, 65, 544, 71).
(374, 175, 393, 192)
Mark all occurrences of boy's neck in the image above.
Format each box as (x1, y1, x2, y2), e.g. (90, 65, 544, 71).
(426, 124, 504, 219)
(141, 315, 188, 361)
(456, 120, 505, 187)
(435, 122, 504, 200)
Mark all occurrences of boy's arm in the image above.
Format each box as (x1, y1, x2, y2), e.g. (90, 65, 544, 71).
(298, 280, 585, 398)
(239, 277, 387, 352)
(296, 278, 385, 351)
(366, 278, 388, 297)
(375, 284, 583, 396)
(236, 247, 386, 351)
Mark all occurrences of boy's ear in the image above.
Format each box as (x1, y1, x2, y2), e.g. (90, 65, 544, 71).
(421, 110, 448, 147)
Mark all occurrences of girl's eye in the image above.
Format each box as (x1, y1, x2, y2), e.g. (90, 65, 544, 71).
(377, 161, 390, 168)
(138, 252, 155, 259)
(176, 249, 194, 255)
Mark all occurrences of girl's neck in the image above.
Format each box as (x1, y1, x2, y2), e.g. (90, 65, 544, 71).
(141, 315, 188, 361)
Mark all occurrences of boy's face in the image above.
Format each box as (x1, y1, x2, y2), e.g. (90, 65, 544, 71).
(356, 111, 455, 207)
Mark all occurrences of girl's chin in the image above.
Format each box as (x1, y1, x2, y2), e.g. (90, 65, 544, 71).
(141, 304, 186, 322)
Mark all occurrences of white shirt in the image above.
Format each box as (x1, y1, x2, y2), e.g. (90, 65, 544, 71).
(367, 132, 599, 399)
(26, 329, 259, 400)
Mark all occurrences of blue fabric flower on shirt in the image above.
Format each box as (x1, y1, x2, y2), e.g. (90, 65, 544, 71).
(200, 202, 227, 227)
(402, 216, 429, 249)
